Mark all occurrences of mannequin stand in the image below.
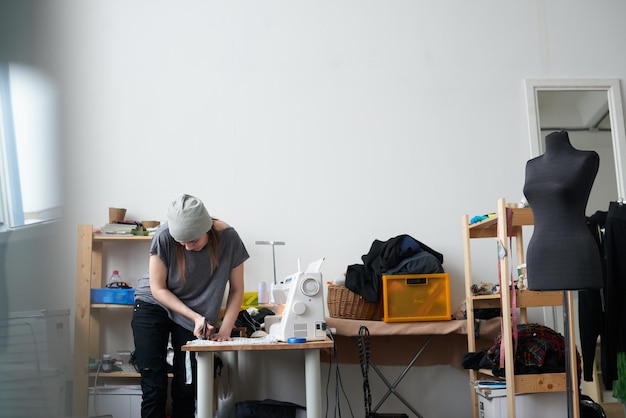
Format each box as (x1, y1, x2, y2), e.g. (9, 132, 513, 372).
(563, 291, 580, 418)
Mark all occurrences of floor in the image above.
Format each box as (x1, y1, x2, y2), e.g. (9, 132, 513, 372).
(603, 403, 625, 418)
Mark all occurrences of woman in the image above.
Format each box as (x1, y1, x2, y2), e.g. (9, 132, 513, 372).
(132, 194, 248, 418)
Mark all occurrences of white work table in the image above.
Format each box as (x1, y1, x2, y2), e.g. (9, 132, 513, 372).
(182, 337, 334, 418)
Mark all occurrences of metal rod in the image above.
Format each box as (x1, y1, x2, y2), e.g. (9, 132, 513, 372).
(271, 245, 277, 285)
(563, 291, 574, 418)
(255, 240, 285, 285)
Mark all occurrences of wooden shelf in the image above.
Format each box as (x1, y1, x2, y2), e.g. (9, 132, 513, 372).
(472, 290, 562, 309)
(514, 372, 568, 393)
(88, 371, 173, 378)
(473, 369, 567, 393)
(93, 233, 153, 242)
(90, 371, 141, 378)
(467, 207, 534, 239)
(463, 198, 579, 418)
(73, 224, 151, 418)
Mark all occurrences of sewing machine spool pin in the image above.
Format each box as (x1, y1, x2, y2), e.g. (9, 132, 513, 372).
(255, 240, 285, 285)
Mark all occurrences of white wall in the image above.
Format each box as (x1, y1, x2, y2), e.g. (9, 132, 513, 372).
(3, 1, 626, 416)
(51, 0, 626, 309)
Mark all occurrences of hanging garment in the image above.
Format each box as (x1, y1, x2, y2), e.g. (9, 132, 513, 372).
(602, 201, 626, 388)
(579, 211, 606, 383)
(613, 352, 626, 402)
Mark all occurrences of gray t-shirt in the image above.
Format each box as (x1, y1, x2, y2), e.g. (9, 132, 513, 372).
(134, 224, 249, 331)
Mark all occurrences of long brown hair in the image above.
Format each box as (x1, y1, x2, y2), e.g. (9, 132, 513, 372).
(175, 226, 221, 283)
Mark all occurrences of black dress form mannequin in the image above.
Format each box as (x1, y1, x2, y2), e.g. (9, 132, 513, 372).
(523, 130, 603, 290)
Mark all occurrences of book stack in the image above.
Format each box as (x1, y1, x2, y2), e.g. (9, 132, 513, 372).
(474, 380, 507, 398)
(99, 223, 136, 235)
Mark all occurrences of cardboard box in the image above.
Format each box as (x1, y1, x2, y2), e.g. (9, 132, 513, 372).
(476, 386, 567, 418)
(382, 273, 451, 322)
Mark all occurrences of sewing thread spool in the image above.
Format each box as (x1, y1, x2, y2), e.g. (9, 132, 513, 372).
(101, 354, 113, 373)
(258, 281, 269, 305)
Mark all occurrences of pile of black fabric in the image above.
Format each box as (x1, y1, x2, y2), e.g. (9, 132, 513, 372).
(345, 234, 444, 303)
(234, 308, 275, 337)
(462, 323, 572, 377)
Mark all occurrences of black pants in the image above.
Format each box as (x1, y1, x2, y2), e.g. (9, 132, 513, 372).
(603, 202, 626, 387)
(131, 299, 197, 418)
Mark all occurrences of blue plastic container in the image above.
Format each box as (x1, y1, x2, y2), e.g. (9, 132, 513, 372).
(90, 288, 135, 305)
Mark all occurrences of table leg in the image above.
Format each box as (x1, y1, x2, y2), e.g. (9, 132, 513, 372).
(304, 349, 323, 418)
(217, 351, 238, 416)
(197, 352, 214, 418)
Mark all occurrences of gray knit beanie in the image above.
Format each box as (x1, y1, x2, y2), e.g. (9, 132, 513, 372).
(167, 194, 213, 242)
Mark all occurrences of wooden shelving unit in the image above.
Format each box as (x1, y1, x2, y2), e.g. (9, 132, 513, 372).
(72, 224, 152, 418)
(462, 198, 580, 418)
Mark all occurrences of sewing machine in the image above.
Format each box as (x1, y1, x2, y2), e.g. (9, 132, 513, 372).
(266, 258, 327, 342)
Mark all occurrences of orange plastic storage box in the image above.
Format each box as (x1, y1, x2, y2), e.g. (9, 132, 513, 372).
(382, 273, 451, 322)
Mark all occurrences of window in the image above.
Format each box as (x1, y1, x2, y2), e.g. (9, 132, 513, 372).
(0, 62, 62, 229)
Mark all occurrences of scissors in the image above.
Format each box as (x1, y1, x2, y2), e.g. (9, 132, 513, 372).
(199, 318, 208, 340)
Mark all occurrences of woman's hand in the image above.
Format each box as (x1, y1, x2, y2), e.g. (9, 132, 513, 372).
(210, 328, 233, 342)
(194, 316, 214, 339)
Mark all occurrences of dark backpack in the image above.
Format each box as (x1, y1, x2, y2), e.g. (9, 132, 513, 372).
(580, 394, 606, 418)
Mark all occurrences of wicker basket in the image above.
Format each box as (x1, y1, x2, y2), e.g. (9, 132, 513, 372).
(327, 284, 379, 320)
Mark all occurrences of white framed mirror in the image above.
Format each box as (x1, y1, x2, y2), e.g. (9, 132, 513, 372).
(524, 78, 626, 213)
(524, 79, 626, 335)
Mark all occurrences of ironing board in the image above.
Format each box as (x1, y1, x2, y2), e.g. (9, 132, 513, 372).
(324, 317, 500, 416)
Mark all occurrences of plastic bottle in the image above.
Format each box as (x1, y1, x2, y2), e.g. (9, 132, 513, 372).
(101, 354, 113, 373)
(107, 270, 123, 287)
